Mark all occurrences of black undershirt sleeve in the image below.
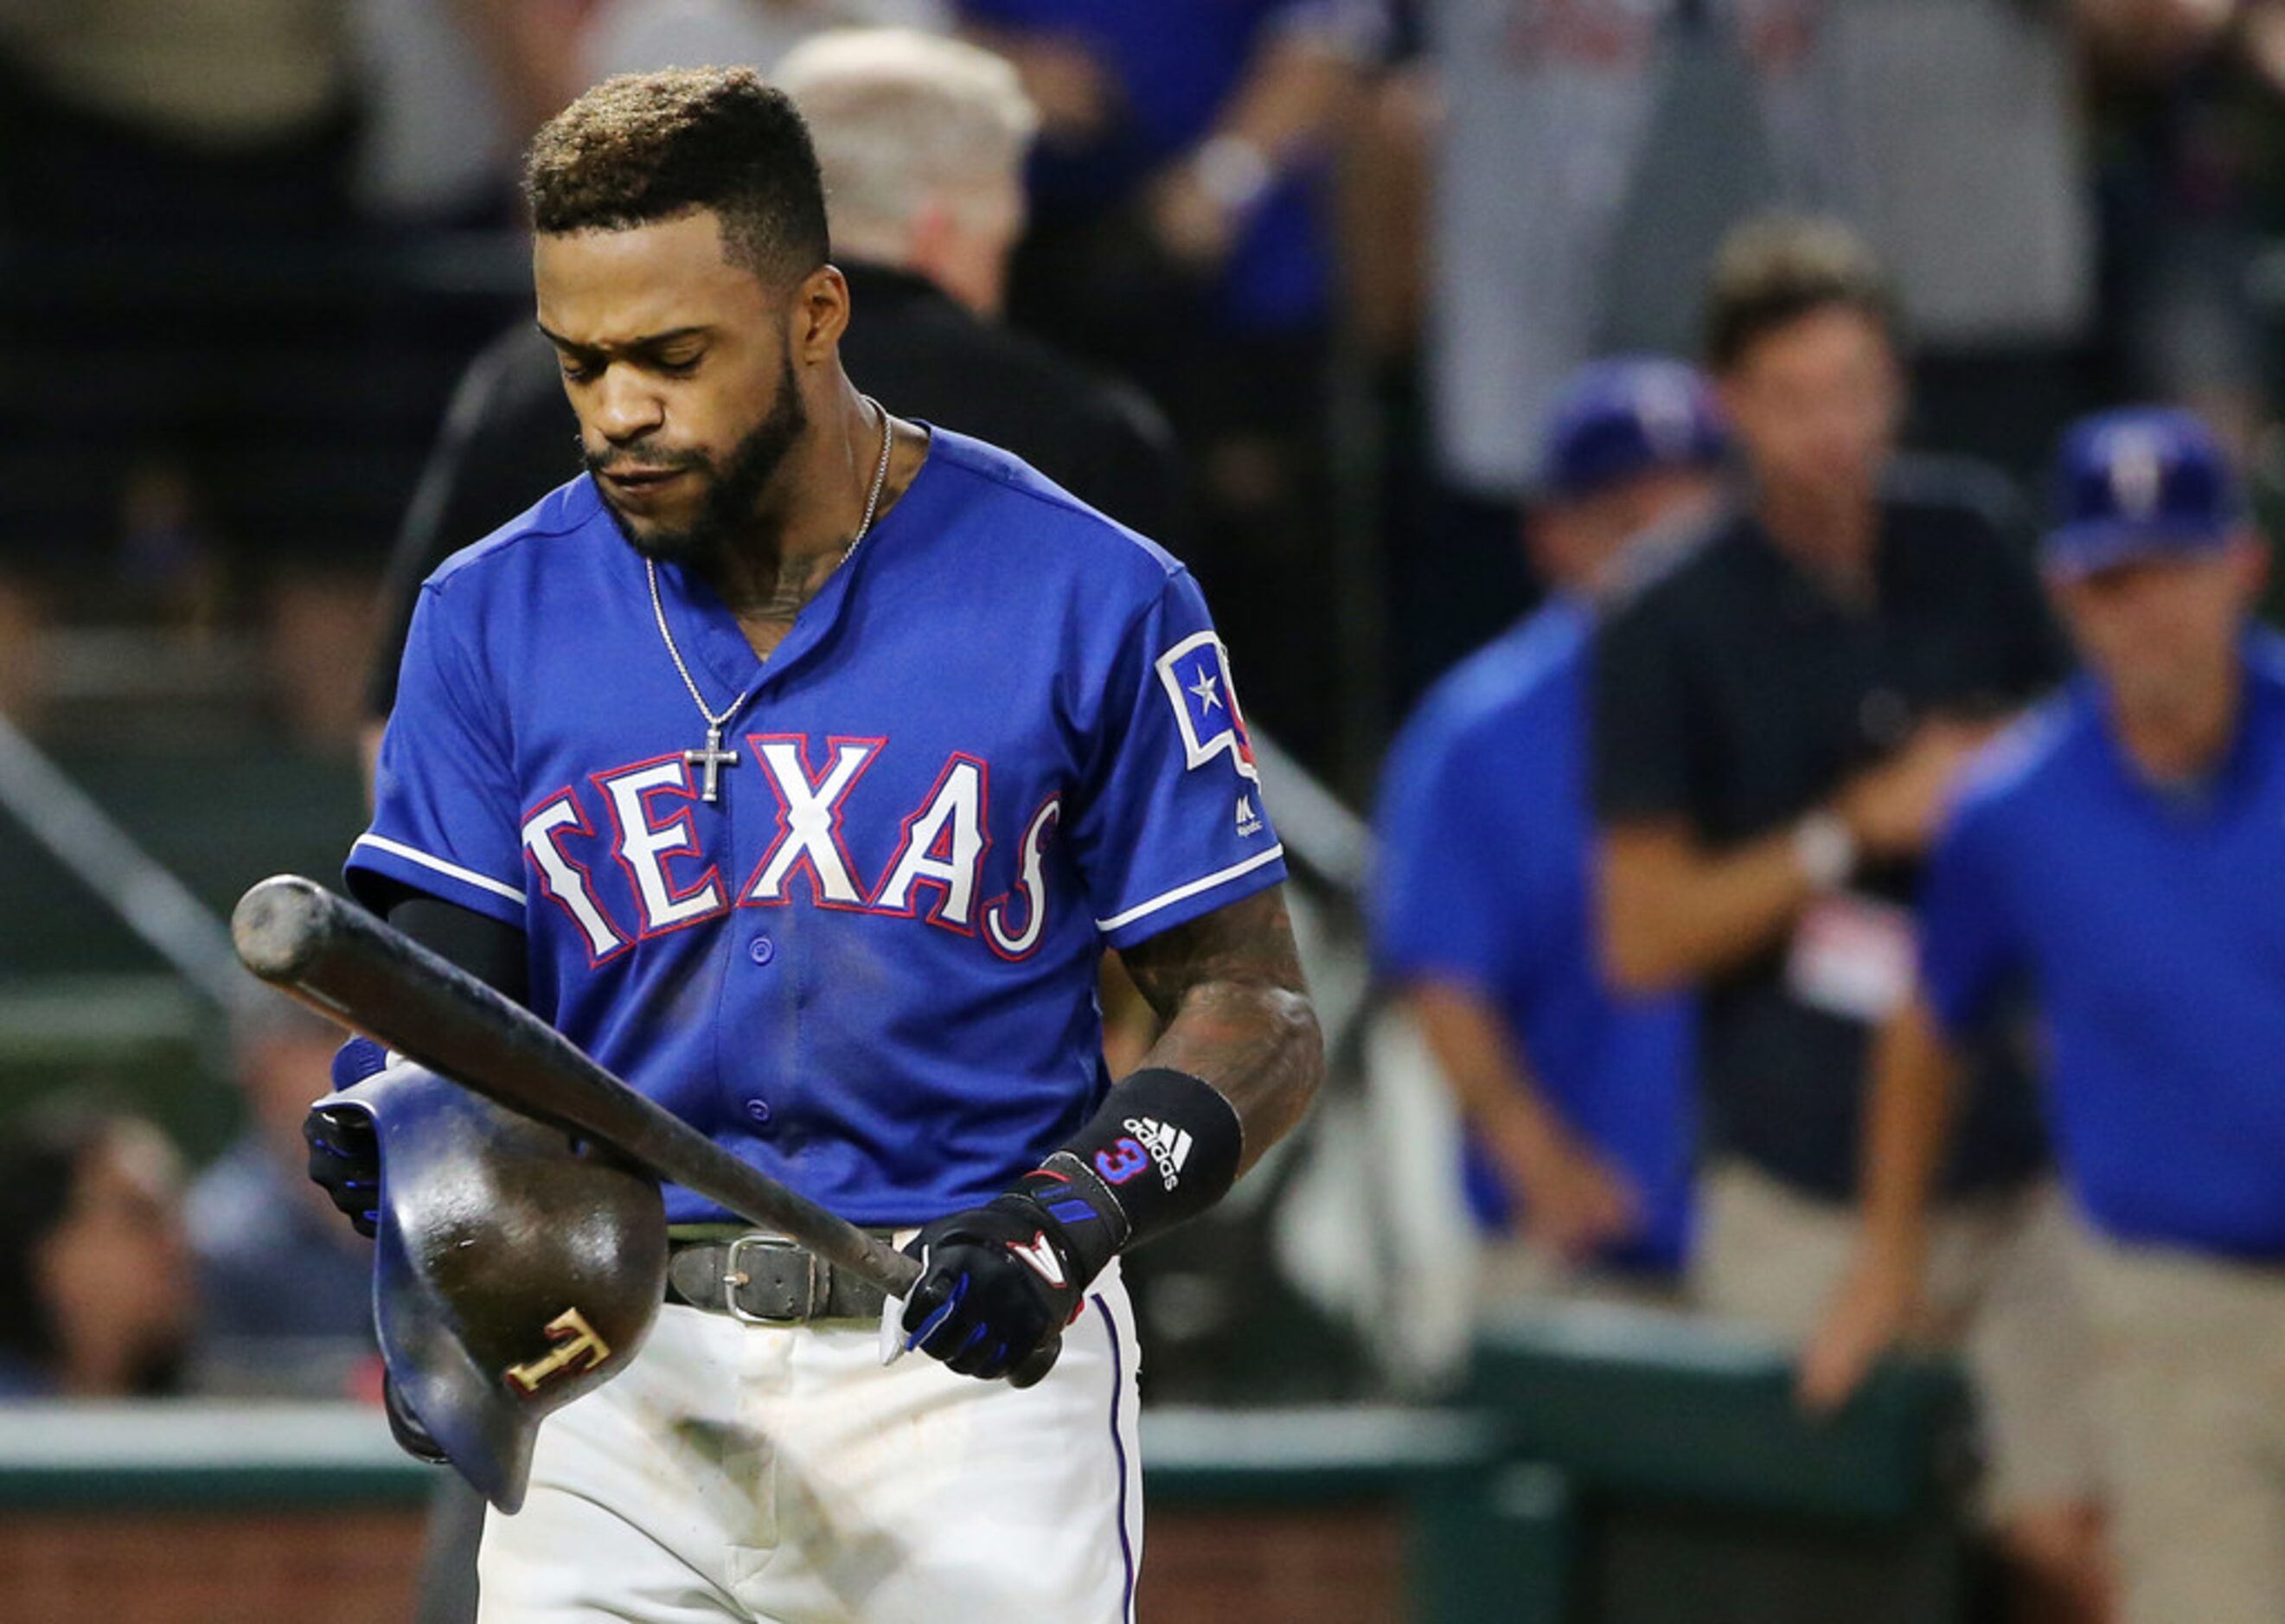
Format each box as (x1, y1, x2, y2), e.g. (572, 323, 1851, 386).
(383, 892, 530, 1008)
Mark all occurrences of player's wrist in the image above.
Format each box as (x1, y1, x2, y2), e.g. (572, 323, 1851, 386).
(1002, 1165, 1125, 1288)
(1021, 1065, 1245, 1268)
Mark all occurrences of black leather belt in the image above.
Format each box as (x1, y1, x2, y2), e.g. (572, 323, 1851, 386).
(666, 1234, 890, 1324)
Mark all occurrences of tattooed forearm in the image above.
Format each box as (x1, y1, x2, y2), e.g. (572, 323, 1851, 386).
(1117, 888, 1322, 1173)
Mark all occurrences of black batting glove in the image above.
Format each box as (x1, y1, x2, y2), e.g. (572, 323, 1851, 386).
(307, 1035, 393, 1237)
(899, 1071, 1243, 1386)
(304, 1102, 381, 1237)
(899, 1174, 1121, 1385)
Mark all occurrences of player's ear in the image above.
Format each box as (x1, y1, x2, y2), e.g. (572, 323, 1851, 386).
(790, 265, 849, 363)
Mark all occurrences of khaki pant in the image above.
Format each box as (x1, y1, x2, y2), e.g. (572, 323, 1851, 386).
(2067, 1225, 2285, 1624)
(1696, 1160, 2103, 1520)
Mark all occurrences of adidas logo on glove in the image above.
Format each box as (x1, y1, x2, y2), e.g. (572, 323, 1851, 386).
(1122, 1116, 1193, 1192)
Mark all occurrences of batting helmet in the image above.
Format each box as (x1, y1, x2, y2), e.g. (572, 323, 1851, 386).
(316, 1059, 668, 1512)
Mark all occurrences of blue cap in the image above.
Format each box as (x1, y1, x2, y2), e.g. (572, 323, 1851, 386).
(1538, 356, 1728, 502)
(2044, 407, 2246, 578)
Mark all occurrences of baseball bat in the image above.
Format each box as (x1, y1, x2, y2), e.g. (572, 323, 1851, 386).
(231, 874, 1059, 1384)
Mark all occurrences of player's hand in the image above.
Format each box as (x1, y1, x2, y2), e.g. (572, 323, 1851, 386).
(307, 1035, 395, 1237)
(1797, 1247, 1920, 1415)
(899, 1193, 1087, 1385)
(305, 1101, 381, 1237)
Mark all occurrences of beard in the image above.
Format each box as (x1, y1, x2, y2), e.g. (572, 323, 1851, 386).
(588, 354, 809, 567)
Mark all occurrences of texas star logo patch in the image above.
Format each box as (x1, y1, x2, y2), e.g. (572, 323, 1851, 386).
(1155, 630, 1259, 783)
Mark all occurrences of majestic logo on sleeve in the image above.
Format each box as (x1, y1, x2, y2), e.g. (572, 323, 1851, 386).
(1155, 631, 1258, 783)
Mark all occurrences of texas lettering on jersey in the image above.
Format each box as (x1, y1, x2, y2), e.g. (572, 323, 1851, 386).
(520, 733, 1061, 966)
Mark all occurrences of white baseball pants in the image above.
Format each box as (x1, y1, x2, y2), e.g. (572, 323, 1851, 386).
(475, 1263, 1142, 1623)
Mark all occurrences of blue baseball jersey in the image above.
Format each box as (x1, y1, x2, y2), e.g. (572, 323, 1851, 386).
(1919, 636, 2285, 1257)
(952, 0, 1378, 333)
(1373, 601, 1695, 1273)
(351, 428, 1286, 1228)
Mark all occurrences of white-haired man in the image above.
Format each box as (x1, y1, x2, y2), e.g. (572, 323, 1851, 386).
(776, 29, 1031, 317)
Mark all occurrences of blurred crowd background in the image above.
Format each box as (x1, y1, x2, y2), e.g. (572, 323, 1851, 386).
(5, 2, 2285, 1621)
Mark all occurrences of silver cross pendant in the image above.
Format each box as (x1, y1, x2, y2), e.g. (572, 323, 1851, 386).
(685, 724, 739, 803)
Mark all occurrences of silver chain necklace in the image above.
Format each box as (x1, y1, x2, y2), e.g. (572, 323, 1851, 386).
(647, 395, 893, 802)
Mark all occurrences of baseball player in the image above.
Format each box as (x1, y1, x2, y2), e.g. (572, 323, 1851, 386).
(1801, 407, 2285, 1624)
(305, 67, 1320, 1621)
(1373, 357, 1725, 1298)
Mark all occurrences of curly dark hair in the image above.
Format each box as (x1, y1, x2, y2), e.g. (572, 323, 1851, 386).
(1704, 214, 1901, 374)
(524, 67, 830, 285)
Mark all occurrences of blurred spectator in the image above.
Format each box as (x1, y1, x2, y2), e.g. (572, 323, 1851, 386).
(444, 0, 612, 145)
(350, 0, 524, 228)
(1803, 406, 2282, 1624)
(1373, 357, 1725, 1308)
(1590, 218, 2106, 1616)
(1814, 0, 2096, 483)
(363, 28, 1187, 763)
(1401, 0, 1813, 706)
(586, 0, 951, 82)
(443, 0, 957, 149)
(0, 1105, 195, 1398)
(1424, 0, 2095, 501)
(0, 0, 381, 742)
(186, 1004, 374, 1397)
(2082, 0, 2269, 458)
(1423, 0, 1815, 502)
(957, 0, 1388, 776)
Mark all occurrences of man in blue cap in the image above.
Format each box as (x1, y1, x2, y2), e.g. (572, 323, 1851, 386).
(1373, 356, 1725, 1304)
(1802, 406, 2285, 1624)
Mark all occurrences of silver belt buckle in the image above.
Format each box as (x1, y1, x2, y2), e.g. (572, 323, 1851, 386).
(722, 1233, 821, 1324)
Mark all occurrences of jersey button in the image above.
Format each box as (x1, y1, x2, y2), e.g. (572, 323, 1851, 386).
(747, 936, 777, 966)
(746, 1098, 772, 1125)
